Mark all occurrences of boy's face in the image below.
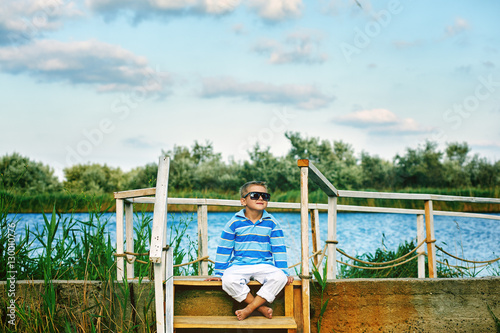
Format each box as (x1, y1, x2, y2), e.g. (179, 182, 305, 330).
(240, 184, 269, 211)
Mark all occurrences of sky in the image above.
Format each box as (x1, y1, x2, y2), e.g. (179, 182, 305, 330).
(1, 0, 500, 180)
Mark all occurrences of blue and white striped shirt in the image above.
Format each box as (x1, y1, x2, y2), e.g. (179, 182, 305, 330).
(214, 209, 289, 277)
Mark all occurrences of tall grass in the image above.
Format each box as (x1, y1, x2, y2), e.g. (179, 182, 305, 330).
(0, 192, 203, 332)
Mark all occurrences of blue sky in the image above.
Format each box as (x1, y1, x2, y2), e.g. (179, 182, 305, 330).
(1, 0, 499, 179)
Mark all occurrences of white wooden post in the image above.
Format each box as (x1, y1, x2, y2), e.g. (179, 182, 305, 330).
(425, 200, 437, 278)
(416, 214, 425, 278)
(327, 196, 338, 280)
(149, 156, 170, 333)
(116, 198, 125, 280)
(125, 202, 134, 280)
(165, 247, 174, 333)
(197, 204, 208, 276)
(299, 163, 311, 333)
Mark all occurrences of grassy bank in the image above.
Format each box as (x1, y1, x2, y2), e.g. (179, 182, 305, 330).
(3, 187, 499, 214)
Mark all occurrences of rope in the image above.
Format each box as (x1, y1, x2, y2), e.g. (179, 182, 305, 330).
(437, 260, 491, 270)
(325, 240, 338, 244)
(173, 256, 213, 268)
(337, 254, 419, 270)
(336, 239, 427, 266)
(436, 245, 500, 264)
(288, 248, 325, 269)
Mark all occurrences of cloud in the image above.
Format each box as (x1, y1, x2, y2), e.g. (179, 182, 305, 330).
(253, 30, 327, 64)
(0, 0, 83, 45)
(87, 0, 303, 22)
(334, 109, 433, 135)
(445, 17, 470, 38)
(200, 76, 334, 109)
(86, 0, 240, 21)
(0, 39, 173, 94)
(247, 0, 302, 21)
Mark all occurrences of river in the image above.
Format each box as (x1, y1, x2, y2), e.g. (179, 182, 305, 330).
(9, 210, 500, 277)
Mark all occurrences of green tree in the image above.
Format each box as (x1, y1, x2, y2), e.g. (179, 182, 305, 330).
(360, 152, 394, 190)
(443, 142, 471, 187)
(0, 152, 61, 193)
(63, 163, 125, 193)
(393, 141, 445, 188)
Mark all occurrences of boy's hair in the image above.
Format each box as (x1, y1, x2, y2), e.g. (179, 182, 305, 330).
(240, 181, 268, 197)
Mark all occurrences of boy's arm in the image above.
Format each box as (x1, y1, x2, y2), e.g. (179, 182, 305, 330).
(270, 223, 289, 276)
(213, 225, 235, 277)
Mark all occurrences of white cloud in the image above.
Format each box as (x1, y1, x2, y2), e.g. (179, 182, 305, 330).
(87, 0, 302, 21)
(0, 39, 173, 94)
(0, 0, 82, 45)
(86, 0, 240, 20)
(247, 0, 302, 21)
(445, 17, 470, 37)
(253, 30, 327, 64)
(201, 76, 334, 109)
(334, 109, 433, 135)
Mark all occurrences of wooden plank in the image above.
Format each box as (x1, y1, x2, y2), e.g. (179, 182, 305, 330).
(154, 262, 164, 333)
(116, 199, 125, 280)
(425, 200, 437, 278)
(165, 248, 174, 333)
(172, 276, 302, 286)
(417, 214, 425, 279)
(310, 209, 320, 267)
(125, 202, 134, 280)
(339, 190, 431, 201)
(327, 196, 337, 280)
(307, 161, 338, 197)
(434, 211, 500, 220)
(197, 205, 208, 276)
(150, 156, 170, 262)
(174, 316, 297, 329)
(285, 283, 294, 317)
(299, 166, 311, 333)
(114, 187, 156, 199)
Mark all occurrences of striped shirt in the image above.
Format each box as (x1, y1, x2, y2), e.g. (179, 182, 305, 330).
(214, 209, 289, 277)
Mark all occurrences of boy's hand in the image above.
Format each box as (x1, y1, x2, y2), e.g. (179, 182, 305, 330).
(205, 277, 222, 281)
(286, 276, 294, 286)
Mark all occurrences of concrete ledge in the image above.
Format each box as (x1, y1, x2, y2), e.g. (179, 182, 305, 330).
(1, 277, 499, 332)
(310, 277, 500, 333)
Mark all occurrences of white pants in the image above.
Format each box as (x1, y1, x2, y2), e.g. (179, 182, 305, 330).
(221, 264, 287, 303)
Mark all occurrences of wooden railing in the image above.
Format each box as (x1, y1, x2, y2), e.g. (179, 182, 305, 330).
(115, 161, 500, 281)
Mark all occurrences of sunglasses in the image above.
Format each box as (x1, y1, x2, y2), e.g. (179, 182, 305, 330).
(242, 191, 271, 201)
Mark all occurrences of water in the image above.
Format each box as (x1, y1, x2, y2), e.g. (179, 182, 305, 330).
(9, 210, 500, 276)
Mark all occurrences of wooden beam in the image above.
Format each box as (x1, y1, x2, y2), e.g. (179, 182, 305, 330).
(299, 166, 311, 333)
(425, 200, 437, 278)
(116, 199, 124, 280)
(174, 316, 297, 329)
(417, 214, 425, 279)
(114, 187, 156, 199)
(125, 202, 134, 279)
(298, 160, 338, 197)
(197, 205, 208, 276)
(150, 157, 170, 262)
(327, 196, 338, 280)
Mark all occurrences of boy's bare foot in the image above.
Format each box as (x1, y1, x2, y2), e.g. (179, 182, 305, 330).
(257, 305, 273, 319)
(235, 307, 253, 321)
(235, 305, 273, 320)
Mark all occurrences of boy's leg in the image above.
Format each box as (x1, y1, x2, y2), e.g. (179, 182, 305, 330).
(221, 265, 251, 303)
(253, 264, 288, 304)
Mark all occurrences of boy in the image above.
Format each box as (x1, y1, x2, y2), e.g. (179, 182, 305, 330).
(206, 181, 294, 320)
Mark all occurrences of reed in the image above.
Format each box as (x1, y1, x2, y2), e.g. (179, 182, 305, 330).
(0, 194, 201, 332)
